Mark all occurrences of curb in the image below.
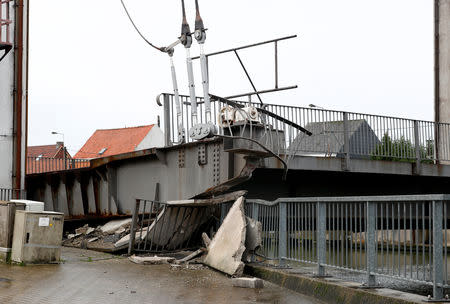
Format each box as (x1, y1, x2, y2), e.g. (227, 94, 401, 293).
(245, 264, 425, 304)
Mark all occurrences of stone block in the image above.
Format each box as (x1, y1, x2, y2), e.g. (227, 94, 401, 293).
(232, 277, 264, 289)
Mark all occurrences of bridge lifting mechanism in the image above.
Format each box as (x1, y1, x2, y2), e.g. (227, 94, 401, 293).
(0, 0, 13, 62)
(121, 0, 311, 149)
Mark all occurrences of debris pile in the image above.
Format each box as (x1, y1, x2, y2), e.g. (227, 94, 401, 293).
(63, 218, 135, 252)
(127, 195, 264, 288)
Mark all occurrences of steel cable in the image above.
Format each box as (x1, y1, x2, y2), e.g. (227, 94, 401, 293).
(120, 0, 165, 52)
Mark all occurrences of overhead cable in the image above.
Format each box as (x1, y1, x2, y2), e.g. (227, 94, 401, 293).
(120, 0, 164, 52)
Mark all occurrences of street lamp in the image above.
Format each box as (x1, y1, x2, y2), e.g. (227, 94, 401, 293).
(51, 131, 66, 169)
(51, 131, 64, 144)
(308, 104, 325, 110)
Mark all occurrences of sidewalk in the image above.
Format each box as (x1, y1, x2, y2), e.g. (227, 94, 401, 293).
(0, 247, 322, 304)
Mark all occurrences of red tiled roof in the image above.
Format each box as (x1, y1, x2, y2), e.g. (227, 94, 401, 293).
(27, 144, 68, 158)
(74, 125, 154, 159)
(26, 144, 75, 174)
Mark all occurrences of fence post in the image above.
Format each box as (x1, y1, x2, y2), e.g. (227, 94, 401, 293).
(279, 202, 287, 265)
(414, 120, 421, 175)
(317, 201, 327, 277)
(252, 203, 259, 221)
(366, 201, 377, 287)
(163, 94, 172, 147)
(432, 200, 444, 300)
(128, 199, 140, 255)
(342, 112, 350, 171)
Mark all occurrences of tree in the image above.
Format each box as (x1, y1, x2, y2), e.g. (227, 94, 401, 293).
(371, 133, 433, 163)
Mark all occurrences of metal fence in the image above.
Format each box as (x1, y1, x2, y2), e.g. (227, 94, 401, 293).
(158, 93, 450, 164)
(26, 157, 90, 174)
(232, 195, 450, 301)
(0, 188, 26, 201)
(128, 199, 216, 254)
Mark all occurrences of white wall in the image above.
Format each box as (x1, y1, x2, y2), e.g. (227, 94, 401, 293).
(135, 125, 164, 151)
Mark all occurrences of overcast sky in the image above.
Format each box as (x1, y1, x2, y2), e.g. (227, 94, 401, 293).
(28, 0, 434, 154)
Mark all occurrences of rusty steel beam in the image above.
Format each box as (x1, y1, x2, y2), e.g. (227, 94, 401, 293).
(13, 0, 24, 192)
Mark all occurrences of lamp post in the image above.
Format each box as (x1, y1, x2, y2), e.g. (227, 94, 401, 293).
(51, 131, 66, 169)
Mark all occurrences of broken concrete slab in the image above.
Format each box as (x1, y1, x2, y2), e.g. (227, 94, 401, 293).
(203, 196, 246, 277)
(174, 248, 205, 265)
(67, 233, 81, 239)
(232, 277, 264, 289)
(88, 237, 99, 243)
(128, 255, 175, 265)
(75, 224, 90, 235)
(101, 218, 132, 234)
(86, 227, 95, 235)
(115, 227, 126, 235)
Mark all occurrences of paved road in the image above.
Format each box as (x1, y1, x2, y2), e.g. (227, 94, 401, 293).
(0, 248, 323, 304)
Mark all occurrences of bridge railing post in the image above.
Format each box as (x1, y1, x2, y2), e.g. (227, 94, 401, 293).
(414, 120, 421, 174)
(366, 201, 377, 287)
(317, 201, 327, 277)
(432, 200, 444, 301)
(252, 203, 259, 221)
(279, 202, 287, 265)
(343, 112, 350, 171)
(128, 198, 140, 255)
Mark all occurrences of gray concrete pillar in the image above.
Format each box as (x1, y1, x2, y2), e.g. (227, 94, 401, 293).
(436, 0, 450, 162)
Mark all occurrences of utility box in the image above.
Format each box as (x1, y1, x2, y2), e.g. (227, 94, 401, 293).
(0, 201, 26, 261)
(10, 199, 45, 212)
(11, 211, 64, 264)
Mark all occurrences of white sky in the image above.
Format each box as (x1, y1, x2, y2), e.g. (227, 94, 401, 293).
(28, 0, 434, 154)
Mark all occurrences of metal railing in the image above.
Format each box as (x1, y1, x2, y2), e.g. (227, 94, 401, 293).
(26, 157, 90, 174)
(158, 93, 450, 164)
(128, 199, 215, 254)
(0, 188, 26, 201)
(231, 195, 450, 301)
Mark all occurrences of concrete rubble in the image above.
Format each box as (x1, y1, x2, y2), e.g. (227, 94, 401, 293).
(232, 277, 264, 289)
(100, 218, 132, 234)
(63, 218, 136, 252)
(128, 255, 175, 265)
(203, 196, 247, 277)
(65, 193, 264, 284)
(123, 195, 264, 280)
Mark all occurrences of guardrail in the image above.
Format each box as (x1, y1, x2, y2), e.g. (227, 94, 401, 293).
(26, 157, 90, 174)
(158, 93, 450, 164)
(231, 195, 450, 301)
(0, 188, 26, 201)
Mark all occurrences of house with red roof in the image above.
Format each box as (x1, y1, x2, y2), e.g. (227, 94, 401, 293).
(27, 142, 71, 159)
(74, 124, 164, 159)
(27, 142, 73, 174)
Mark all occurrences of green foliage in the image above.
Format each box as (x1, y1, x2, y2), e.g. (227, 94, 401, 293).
(371, 133, 434, 163)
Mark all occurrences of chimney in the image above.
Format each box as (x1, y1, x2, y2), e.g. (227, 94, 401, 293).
(56, 141, 64, 148)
